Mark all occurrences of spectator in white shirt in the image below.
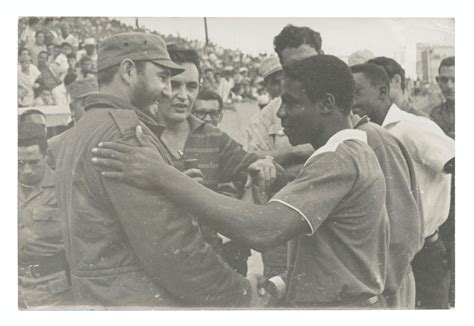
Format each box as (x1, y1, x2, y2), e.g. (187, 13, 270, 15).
(351, 63, 455, 309)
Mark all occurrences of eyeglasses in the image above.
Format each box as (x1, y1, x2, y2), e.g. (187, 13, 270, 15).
(193, 110, 222, 120)
(437, 76, 455, 84)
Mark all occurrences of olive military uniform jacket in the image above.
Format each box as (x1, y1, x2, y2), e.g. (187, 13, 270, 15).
(55, 94, 250, 308)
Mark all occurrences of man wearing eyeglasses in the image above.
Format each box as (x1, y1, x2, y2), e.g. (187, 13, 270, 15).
(192, 90, 224, 127)
(18, 122, 72, 309)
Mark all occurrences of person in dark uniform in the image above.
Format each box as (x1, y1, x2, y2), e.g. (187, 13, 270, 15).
(54, 32, 269, 308)
(18, 122, 73, 309)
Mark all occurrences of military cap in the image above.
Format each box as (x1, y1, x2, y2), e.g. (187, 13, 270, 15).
(67, 78, 99, 100)
(258, 56, 282, 79)
(18, 121, 47, 142)
(97, 32, 184, 75)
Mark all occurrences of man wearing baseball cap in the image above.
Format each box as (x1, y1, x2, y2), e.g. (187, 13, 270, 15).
(54, 33, 264, 308)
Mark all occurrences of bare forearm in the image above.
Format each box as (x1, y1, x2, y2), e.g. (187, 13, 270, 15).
(150, 164, 297, 251)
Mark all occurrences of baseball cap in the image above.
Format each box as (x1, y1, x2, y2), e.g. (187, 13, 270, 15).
(67, 78, 99, 100)
(97, 32, 184, 76)
(258, 56, 282, 79)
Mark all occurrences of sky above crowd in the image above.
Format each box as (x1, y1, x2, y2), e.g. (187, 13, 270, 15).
(120, 17, 454, 78)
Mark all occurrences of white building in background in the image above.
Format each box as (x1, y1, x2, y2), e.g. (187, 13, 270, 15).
(417, 43, 455, 84)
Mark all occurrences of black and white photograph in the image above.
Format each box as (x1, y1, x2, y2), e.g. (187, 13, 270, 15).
(6, 1, 472, 324)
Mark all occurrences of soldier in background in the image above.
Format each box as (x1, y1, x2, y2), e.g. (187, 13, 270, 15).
(18, 122, 72, 308)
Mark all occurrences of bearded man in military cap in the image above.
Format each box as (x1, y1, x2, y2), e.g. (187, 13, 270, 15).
(54, 32, 269, 308)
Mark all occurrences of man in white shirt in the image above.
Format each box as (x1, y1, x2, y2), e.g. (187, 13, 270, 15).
(351, 63, 455, 309)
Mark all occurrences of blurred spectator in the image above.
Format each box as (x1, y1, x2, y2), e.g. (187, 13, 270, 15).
(55, 42, 73, 79)
(219, 66, 235, 104)
(76, 38, 97, 72)
(27, 31, 47, 66)
(34, 86, 56, 106)
(66, 53, 79, 79)
(18, 53, 40, 107)
(36, 51, 61, 90)
(20, 17, 40, 50)
(42, 17, 58, 46)
(201, 67, 219, 93)
(58, 23, 78, 50)
(36, 51, 67, 105)
(77, 55, 96, 80)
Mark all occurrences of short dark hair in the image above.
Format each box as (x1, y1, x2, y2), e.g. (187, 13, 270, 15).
(38, 50, 48, 58)
(27, 17, 40, 27)
(439, 56, 455, 73)
(97, 60, 146, 86)
(283, 55, 354, 114)
(274, 24, 323, 60)
(196, 90, 223, 110)
(67, 53, 76, 60)
(44, 17, 54, 25)
(18, 122, 48, 154)
(367, 56, 406, 91)
(351, 63, 391, 89)
(19, 109, 46, 122)
(167, 46, 201, 76)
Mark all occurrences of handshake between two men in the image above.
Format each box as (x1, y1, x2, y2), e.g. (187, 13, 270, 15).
(91, 125, 290, 307)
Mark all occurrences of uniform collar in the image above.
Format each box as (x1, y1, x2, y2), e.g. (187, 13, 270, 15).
(304, 128, 367, 167)
(19, 165, 55, 203)
(85, 93, 166, 136)
(382, 102, 406, 128)
(350, 114, 370, 128)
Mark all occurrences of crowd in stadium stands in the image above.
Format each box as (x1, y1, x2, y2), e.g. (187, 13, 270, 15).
(18, 17, 274, 109)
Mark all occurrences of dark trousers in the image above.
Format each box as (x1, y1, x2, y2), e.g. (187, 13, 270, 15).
(411, 236, 451, 309)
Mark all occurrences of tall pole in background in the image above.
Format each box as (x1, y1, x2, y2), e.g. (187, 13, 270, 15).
(204, 17, 209, 46)
(135, 17, 140, 30)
